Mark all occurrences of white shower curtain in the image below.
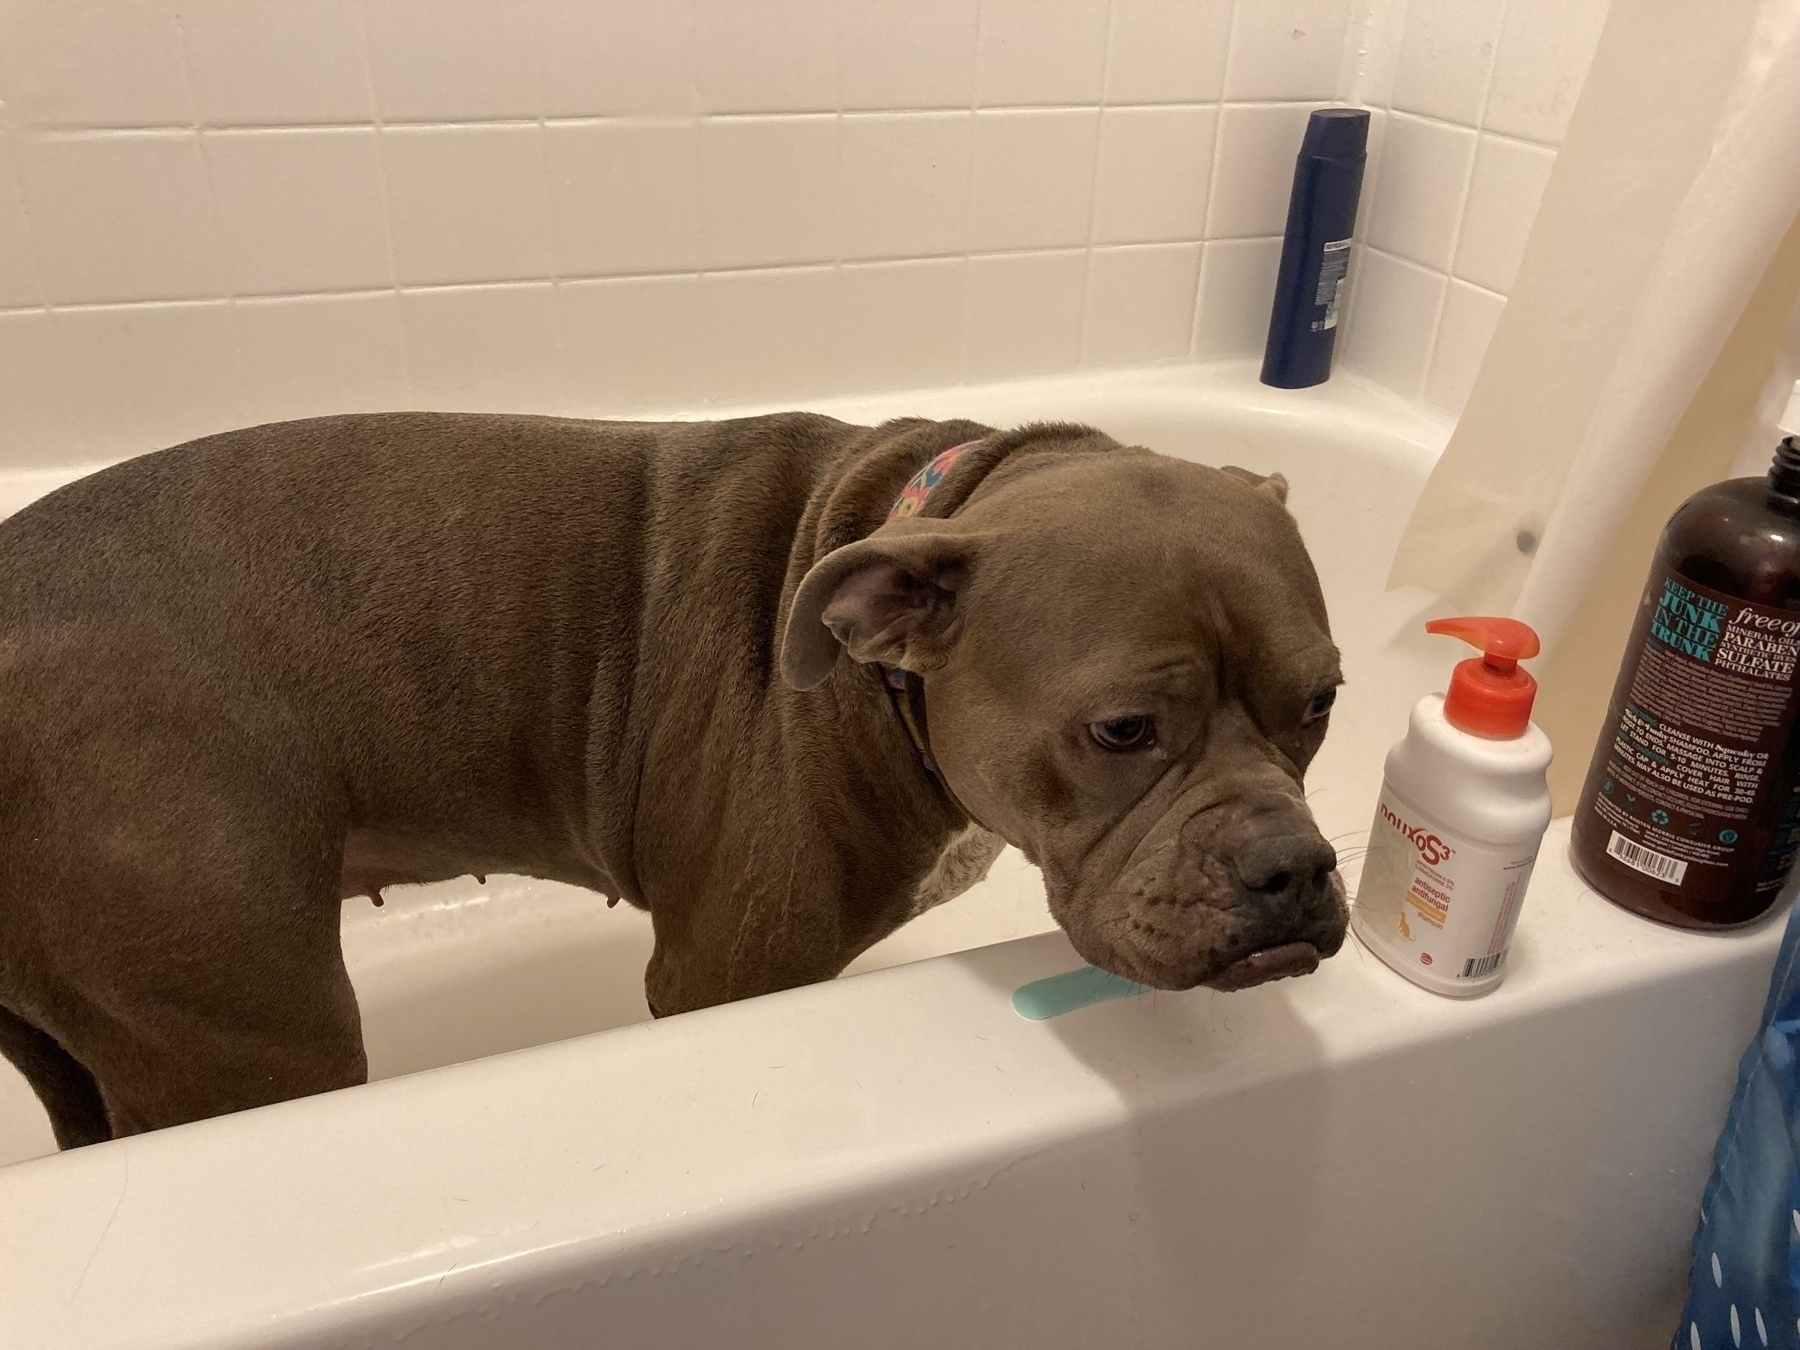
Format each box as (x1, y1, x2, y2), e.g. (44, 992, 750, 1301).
(1385, 0, 1800, 650)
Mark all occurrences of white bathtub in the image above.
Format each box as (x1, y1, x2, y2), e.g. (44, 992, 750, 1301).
(0, 361, 1781, 1348)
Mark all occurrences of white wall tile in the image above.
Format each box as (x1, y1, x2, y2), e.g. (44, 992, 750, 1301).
(1357, 105, 1388, 224)
(969, 110, 1099, 252)
(539, 0, 696, 118)
(837, 258, 968, 392)
(1345, 0, 1408, 109)
(52, 302, 246, 456)
(1205, 103, 1319, 239)
(0, 0, 1596, 448)
(383, 125, 551, 286)
(180, 0, 373, 126)
(1105, 0, 1232, 105)
(965, 250, 1085, 380)
(1364, 113, 1476, 272)
(1424, 278, 1505, 414)
(841, 0, 980, 111)
(1192, 235, 1280, 359)
(1094, 106, 1215, 244)
(557, 274, 706, 414)
(0, 1, 191, 127)
(1483, 0, 1610, 145)
(0, 136, 40, 308)
(976, 0, 1111, 107)
(364, 0, 540, 122)
(1338, 247, 1445, 398)
(18, 132, 223, 305)
(692, 0, 838, 114)
(700, 266, 843, 405)
(840, 113, 971, 261)
(400, 282, 562, 411)
(1389, 0, 1506, 126)
(207, 129, 391, 295)
(1223, 0, 1354, 102)
(700, 117, 838, 269)
(233, 292, 409, 422)
(0, 311, 78, 464)
(1083, 242, 1202, 367)
(1452, 134, 1555, 293)
(546, 120, 700, 277)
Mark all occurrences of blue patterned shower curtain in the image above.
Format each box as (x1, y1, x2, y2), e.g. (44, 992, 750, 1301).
(1678, 903, 1800, 1348)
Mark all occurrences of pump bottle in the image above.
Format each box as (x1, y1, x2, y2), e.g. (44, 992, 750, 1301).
(1570, 438, 1800, 929)
(1351, 617, 1554, 996)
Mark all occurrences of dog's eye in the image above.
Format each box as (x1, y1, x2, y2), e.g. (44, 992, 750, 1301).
(1090, 716, 1156, 752)
(1302, 687, 1338, 727)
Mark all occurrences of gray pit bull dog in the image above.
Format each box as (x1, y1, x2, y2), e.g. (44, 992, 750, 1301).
(0, 412, 1345, 1149)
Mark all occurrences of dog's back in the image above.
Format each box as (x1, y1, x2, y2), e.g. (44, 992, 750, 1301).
(0, 414, 637, 884)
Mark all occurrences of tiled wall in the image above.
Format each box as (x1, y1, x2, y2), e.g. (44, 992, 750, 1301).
(0, 0, 1372, 466)
(1338, 0, 1612, 415)
(0, 0, 1605, 468)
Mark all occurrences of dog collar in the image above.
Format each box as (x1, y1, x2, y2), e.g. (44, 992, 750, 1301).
(887, 440, 980, 521)
(877, 440, 983, 819)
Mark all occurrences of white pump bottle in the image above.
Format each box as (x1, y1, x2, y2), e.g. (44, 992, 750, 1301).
(1350, 616, 1553, 997)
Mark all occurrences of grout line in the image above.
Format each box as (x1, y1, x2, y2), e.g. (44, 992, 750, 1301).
(15, 99, 1309, 139)
(1357, 243, 1508, 305)
(1332, 0, 1402, 365)
(1415, 0, 1510, 407)
(0, 238, 1291, 320)
(526, 0, 570, 405)
(1417, 52, 1497, 399)
(1190, 0, 1238, 360)
(5, 134, 57, 324)
(1474, 0, 1508, 133)
(827, 1, 845, 303)
(1381, 105, 1557, 153)
(171, 5, 249, 424)
(527, 0, 558, 297)
(0, 245, 1229, 319)
(1074, 0, 1117, 370)
(956, 0, 990, 384)
(351, 0, 413, 395)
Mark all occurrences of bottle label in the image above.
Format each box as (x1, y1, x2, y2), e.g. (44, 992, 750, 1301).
(1351, 784, 1538, 981)
(1311, 238, 1351, 331)
(1585, 568, 1800, 904)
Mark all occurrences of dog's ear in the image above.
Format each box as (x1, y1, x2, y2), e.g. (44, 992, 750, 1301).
(781, 530, 973, 691)
(1219, 465, 1289, 505)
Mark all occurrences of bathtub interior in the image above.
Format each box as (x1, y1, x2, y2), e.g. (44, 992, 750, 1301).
(0, 361, 1452, 1166)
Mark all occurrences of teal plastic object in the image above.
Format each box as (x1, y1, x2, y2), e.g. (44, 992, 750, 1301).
(1012, 964, 1149, 1020)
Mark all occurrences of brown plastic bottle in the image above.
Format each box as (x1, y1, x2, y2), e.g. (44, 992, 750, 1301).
(1571, 437, 1800, 929)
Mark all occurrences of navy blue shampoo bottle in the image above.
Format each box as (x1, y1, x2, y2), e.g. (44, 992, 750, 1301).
(1260, 108, 1370, 389)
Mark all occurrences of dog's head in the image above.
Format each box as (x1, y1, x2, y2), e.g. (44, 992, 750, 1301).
(781, 427, 1345, 993)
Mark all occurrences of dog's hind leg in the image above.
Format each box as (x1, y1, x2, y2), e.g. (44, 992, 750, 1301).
(44, 849, 367, 1138)
(0, 1005, 110, 1148)
(29, 865, 368, 1139)
(3, 750, 368, 1138)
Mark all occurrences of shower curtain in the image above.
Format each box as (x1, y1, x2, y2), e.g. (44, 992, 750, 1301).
(1383, 0, 1800, 650)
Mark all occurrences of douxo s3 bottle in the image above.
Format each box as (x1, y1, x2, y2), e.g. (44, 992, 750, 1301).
(1351, 617, 1553, 997)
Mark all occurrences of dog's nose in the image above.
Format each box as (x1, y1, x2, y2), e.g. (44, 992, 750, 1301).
(1229, 833, 1338, 906)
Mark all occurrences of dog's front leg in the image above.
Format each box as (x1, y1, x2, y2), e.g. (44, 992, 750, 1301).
(641, 860, 852, 1018)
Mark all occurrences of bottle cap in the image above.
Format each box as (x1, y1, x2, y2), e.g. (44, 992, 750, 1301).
(1770, 435, 1800, 500)
(1425, 616, 1541, 738)
(1299, 107, 1371, 160)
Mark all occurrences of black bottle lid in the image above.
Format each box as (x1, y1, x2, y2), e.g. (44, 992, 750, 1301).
(1299, 107, 1370, 160)
(1770, 435, 1800, 501)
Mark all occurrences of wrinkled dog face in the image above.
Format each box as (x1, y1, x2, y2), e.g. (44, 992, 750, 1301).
(785, 440, 1346, 992)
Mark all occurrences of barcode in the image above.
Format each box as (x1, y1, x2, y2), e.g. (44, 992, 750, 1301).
(1461, 950, 1507, 979)
(1606, 830, 1688, 884)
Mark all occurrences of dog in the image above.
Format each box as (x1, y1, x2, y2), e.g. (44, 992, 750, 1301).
(0, 411, 1345, 1149)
